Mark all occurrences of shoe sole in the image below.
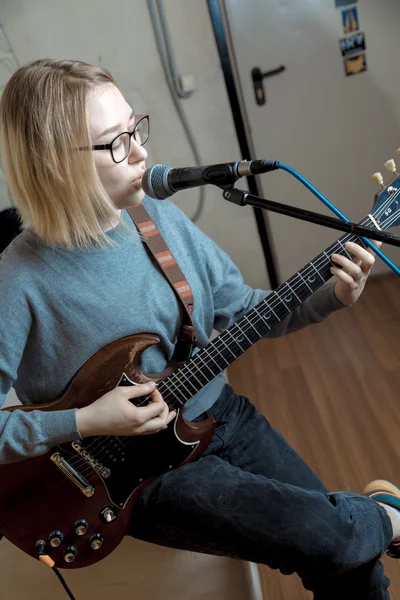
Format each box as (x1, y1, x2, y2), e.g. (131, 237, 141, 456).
(364, 480, 400, 503)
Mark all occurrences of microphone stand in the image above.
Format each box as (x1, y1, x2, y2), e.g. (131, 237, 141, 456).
(220, 186, 400, 248)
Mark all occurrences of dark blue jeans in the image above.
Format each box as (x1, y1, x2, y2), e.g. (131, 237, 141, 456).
(129, 384, 393, 598)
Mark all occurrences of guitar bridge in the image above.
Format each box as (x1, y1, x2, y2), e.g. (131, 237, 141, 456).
(50, 452, 95, 497)
(72, 441, 111, 479)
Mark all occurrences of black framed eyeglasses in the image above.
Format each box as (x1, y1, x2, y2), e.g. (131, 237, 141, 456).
(82, 115, 149, 163)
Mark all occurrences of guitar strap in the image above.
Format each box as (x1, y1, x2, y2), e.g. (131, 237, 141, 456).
(127, 204, 197, 362)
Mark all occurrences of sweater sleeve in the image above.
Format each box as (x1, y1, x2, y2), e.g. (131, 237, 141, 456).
(201, 231, 346, 337)
(0, 251, 81, 464)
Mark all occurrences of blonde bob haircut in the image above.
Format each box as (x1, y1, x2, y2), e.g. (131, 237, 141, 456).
(0, 58, 131, 250)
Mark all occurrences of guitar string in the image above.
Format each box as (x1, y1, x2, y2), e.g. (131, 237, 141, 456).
(72, 213, 388, 474)
(73, 240, 349, 473)
(70, 198, 398, 476)
(73, 225, 395, 472)
(72, 236, 393, 475)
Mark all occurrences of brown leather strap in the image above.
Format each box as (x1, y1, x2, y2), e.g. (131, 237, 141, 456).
(127, 204, 196, 360)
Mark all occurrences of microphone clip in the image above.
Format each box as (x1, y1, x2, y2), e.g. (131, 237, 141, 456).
(204, 160, 278, 190)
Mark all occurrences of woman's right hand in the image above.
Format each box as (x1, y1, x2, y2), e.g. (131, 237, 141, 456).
(76, 381, 176, 437)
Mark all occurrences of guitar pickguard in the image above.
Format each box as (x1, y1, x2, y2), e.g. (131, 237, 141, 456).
(69, 412, 199, 509)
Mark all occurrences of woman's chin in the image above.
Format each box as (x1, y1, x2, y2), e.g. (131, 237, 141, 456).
(115, 189, 145, 210)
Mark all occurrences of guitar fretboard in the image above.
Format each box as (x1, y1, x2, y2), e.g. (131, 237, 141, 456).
(157, 216, 376, 410)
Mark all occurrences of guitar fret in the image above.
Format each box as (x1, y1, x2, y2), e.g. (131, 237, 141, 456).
(337, 239, 353, 260)
(186, 362, 210, 390)
(217, 335, 239, 360)
(181, 364, 204, 389)
(277, 283, 301, 314)
(275, 291, 291, 313)
(162, 364, 197, 399)
(173, 372, 198, 397)
(165, 386, 187, 406)
(253, 306, 272, 330)
(285, 281, 301, 303)
(298, 271, 313, 293)
(323, 251, 332, 267)
(242, 315, 262, 338)
(224, 328, 248, 352)
(246, 304, 281, 337)
(231, 323, 253, 345)
(268, 303, 281, 322)
(310, 261, 325, 282)
(253, 303, 281, 334)
(193, 350, 220, 377)
(167, 363, 200, 398)
(187, 354, 215, 383)
(210, 340, 231, 367)
(150, 366, 186, 403)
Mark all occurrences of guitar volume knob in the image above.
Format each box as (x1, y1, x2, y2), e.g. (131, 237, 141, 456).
(48, 530, 64, 548)
(64, 546, 78, 563)
(89, 533, 104, 550)
(74, 519, 89, 536)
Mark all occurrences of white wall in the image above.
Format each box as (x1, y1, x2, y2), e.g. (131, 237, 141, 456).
(0, 0, 271, 290)
(0, 7, 264, 597)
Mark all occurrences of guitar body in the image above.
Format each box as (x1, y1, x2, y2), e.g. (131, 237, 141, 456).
(0, 333, 215, 568)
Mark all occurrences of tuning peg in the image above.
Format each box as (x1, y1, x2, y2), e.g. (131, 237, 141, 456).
(372, 172, 384, 187)
(396, 148, 400, 155)
(384, 159, 397, 173)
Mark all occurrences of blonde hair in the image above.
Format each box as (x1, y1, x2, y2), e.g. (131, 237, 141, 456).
(0, 58, 130, 249)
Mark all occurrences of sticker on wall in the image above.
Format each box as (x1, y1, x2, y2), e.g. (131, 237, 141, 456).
(342, 7, 360, 34)
(335, 0, 358, 6)
(340, 32, 366, 57)
(344, 53, 367, 76)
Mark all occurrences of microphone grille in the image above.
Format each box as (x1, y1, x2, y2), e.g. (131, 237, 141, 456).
(142, 164, 172, 200)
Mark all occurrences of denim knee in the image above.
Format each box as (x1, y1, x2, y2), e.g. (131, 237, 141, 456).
(293, 493, 391, 578)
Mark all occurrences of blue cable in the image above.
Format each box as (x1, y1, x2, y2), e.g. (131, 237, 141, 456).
(276, 162, 400, 276)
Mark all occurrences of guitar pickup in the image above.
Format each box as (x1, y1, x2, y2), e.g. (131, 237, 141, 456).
(50, 452, 95, 497)
(72, 441, 111, 479)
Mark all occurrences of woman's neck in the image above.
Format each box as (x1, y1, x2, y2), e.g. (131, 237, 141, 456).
(100, 209, 122, 233)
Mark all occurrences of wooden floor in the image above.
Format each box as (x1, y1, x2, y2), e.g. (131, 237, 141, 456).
(226, 274, 400, 600)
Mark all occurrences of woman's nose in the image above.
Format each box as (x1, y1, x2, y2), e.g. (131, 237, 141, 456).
(128, 138, 147, 164)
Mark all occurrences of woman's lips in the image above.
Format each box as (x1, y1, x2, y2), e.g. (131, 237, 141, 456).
(131, 175, 143, 187)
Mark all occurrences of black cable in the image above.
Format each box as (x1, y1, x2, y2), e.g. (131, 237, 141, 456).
(36, 547, 77, 600)
(51, 566, 77, 600)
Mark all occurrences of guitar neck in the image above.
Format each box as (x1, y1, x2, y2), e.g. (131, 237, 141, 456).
(159, 216, 377, 411)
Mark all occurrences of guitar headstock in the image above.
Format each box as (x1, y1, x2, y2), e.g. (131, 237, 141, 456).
(371, 152, 400, 231)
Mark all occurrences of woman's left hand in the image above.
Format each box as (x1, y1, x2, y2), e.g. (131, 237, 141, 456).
(330, 240, 381, 306)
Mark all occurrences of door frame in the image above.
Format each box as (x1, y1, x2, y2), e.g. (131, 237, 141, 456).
(206, 0, 279, 288)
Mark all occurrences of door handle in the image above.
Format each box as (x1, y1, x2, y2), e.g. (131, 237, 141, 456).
(251, 65, 286, 106)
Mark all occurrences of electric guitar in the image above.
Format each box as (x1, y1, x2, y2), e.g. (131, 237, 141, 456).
(0, 163, 399, 569)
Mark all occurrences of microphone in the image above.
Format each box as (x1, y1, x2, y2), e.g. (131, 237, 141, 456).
(142, 160, 278, 200)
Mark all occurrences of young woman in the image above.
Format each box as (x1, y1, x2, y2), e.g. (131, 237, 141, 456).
(0, 59, 398, 599)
